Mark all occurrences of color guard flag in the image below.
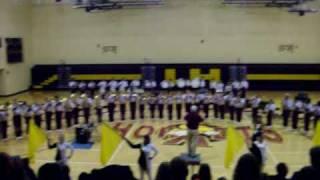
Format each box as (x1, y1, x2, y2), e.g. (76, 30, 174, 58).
(312, 122, 320, 146)
(28, 120, 46, 163)
(224, 125, 245, 168)
(100, 123, 122, 165)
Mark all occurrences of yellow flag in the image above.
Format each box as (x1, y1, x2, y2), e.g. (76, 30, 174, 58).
(224, 125, 245, 168)
(28, 120, 46, 163)
(100, 123, 122, 165)
(312, 122, 320, 146)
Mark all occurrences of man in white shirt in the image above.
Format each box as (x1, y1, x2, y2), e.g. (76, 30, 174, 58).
(292, 99, 303, 130)
(129, 93, 138, 120)
(251, 95, 261, 124)
(232, 80, 241, 96)
(64, 97, 75, 128)
(106, 93, 116, 122)
(82, 94, 93, 124)
(265, 100, 276, 128)
(119, 93, 128, 120)
(234, 96, 246, 123)
(240, 79, 249, 98)
(44, 98, 55, 131)
(157, 94, 166, 119)
(303, 99, 314, 134)
(282, 94, 293, 128)
(32, 103, 43, 128)
(54, 96, 64, 130)
(175, 92, 183, 120)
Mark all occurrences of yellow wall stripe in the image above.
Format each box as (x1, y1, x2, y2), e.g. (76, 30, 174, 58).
(247, 74, 320, 81)
(71, 74, 142, 80)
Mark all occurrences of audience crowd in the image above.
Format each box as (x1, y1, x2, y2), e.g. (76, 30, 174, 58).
(1, 146, 320, 180)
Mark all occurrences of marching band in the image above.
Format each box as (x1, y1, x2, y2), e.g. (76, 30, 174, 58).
(0, 78, 320, 141)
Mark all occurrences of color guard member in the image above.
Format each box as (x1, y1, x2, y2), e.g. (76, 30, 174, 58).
(119, 93, 128, 120)
(129, 92, 138, 120)
(282, 94, 293, 128)
(265, 100, 276, 128)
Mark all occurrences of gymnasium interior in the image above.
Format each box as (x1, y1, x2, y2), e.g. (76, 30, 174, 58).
(0, 0, 320, 180)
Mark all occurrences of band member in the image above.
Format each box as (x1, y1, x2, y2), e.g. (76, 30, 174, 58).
(251, 96, 261, 125)
(23, 103, 33, 132)
(88, 81, 96, 97)
(228, 95, 237, 121)
(282, 94, 293, 128)
(94, 95, 104, 123)
(43, 98, 54, 130)
(209, 81, 217, 94)
(138, 95, 147, 119)
(78, 81, 87, 94)
(68, 80, 78, 93)
(72, 94, 81, 125)
(119, 93, 128, 120)
(217, 93, 225, 120)
(97, 80, 108, 97)
(232, 80, 241, 96)
(129, 92, 138, 120)
(109, 80, 118, 92)
(48, 133, 74, 165)
(124, 135, 158, 180)
(175, 92, 183, 120)
(292, 99, 303, 130)
(157, 93, 166, 119)
(314, 101, 320, 128)
(64, 97, 75, 128)
(203, 93, 211, 119)
(211, 93, 219, 119)
(224, 82, 232, 95)
(303, 99, 314, 134)
(54, 97, 64, 130)
(148, 95, 157, 119)
(240, 78, 249, 98)
(265, 100, 276, 128)
(12, 101, 23, 138)
(195, 93, 205, 109)
(82, 94, 93, 124)
(0, 106, 8, 140)
(166, 93, 174, 120)
(234, 96, 246, 123)
(106, 93, 116, 122)
(215, 81, 224, 93)
(184, 91, 194, 113)
(32, 102, 43, 128)
(184, 105, 204, 157)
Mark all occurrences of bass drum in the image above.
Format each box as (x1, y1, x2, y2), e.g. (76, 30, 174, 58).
(177, 79, 186, 89)
(160, 80, 169, 89)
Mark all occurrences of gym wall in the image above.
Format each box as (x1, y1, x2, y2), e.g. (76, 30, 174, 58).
(0, 0, 32, 96)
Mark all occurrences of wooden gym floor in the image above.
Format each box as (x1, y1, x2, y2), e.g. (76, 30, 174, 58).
(0, 90, 319, 179)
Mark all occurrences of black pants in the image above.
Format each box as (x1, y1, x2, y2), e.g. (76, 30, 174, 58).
(219, 105, 225, 119)
(25, 116, 31, 132)
(229, 106, 235, 121)
(45, 112, 52, 130)
(240, 88, 246, 98)
(0, 121, 8, 139)
(235, 108, 243, 122)
(34, 115, 42, 128)
(108, 103, 115, 122)
(304, 112, 312, 132)
(158, 104, 164, 119)
(283, 109, 291, 127)
(292, 110, 300, 130)
(73, 108, 79, 125)
(167, 104, 173, 120)
(120, 104, 126, 120)
(83, 108, 90, 124)
(139, 104, 145, 119)
(252, 108, 259, 121)
(232, 89, 239, 96)
(130, 102, 136, 120)
(267, 111, 273, 126)
(96, 108, 103, 123)
(65, 111, 73, 128)
(89, 88, 95, 97)
(185, 103, 192, 113)
(149, 104, 156, 119)
(203, 104, 209, 118)
(55, 111, 63, 129)
(213, 104, 219, 118)
(176, 104, 182, 120)
(13, 115, 22, 137)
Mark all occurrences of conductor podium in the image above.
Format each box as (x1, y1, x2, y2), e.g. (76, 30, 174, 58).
(75, 126, 92, 144)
